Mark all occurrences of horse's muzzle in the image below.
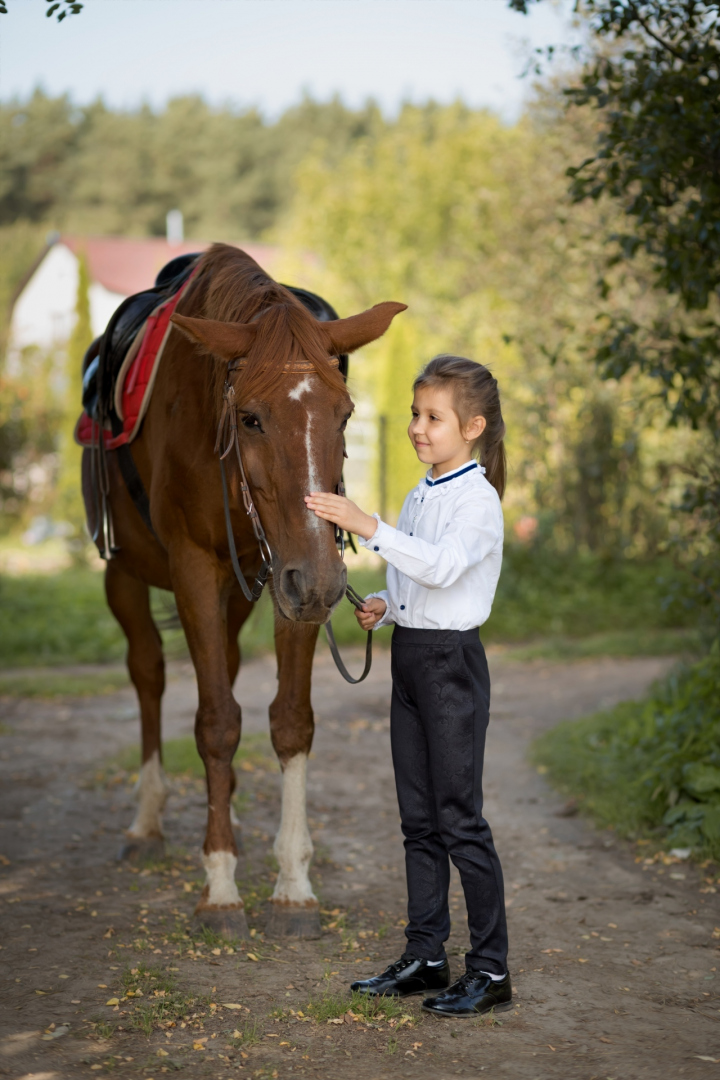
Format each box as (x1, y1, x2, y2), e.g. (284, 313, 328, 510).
(276, 562, 347, 623)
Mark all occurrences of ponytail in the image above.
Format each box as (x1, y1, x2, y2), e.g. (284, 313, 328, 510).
(413, 355, 507, 499)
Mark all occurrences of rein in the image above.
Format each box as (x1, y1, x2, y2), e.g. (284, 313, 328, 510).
(216, 358, 373, 684)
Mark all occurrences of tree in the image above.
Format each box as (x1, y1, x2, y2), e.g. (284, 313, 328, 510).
(0, 1, 83, 19)
(56, 252, 91, 550)
(510, 0, 720, 629)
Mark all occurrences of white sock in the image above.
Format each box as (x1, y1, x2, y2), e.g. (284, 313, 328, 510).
(478, 970, 507, 982)
(426, 958, 446, 967)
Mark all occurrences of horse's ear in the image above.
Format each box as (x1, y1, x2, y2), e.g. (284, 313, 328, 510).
(320, 302, 408, 355)
(171, 314, 257, 361)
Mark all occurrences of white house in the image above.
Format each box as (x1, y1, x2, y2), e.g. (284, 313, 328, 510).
(8, 233, 280, 359)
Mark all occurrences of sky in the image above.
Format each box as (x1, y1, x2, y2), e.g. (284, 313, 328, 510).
(0, 0, 582, 121)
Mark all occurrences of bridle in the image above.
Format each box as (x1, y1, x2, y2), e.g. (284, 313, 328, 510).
(215, 355, 373, 684)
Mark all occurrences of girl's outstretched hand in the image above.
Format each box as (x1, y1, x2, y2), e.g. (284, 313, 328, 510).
(355, 597, 387, 630)
(304, 492, 378, 541)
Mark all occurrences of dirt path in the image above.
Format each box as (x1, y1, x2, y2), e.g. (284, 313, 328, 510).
(1, 647, 719, 1080)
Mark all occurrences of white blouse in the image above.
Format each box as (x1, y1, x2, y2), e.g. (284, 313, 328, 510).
(358, 461, 503, 632)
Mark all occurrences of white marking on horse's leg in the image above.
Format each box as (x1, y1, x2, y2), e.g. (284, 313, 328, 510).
(127, 750, 170, 838)
(201, 850, 241, 907)
(272, 753, 316, 905)
(288, 375, 312, 401)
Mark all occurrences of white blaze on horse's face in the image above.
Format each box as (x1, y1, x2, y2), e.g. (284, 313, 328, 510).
(288, 375, 312, 401)
(288, 374, 324, 530)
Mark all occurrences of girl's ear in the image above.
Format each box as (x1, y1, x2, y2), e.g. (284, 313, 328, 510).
(464, 415, 487, 442)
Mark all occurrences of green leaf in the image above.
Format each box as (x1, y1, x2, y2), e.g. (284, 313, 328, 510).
(682, 763, 720, 798)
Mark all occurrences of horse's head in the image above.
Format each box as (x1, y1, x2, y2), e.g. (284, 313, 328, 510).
(172, 297, 406, 623)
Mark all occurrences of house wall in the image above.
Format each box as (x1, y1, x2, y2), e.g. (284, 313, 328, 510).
(8, 244, 127, 362)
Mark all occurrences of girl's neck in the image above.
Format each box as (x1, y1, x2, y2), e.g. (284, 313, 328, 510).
(431, 452, 474, 480)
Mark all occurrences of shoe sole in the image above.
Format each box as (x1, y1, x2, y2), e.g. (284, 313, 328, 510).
(422, 1000, 513, 1018)
(353, 986, 450, 999)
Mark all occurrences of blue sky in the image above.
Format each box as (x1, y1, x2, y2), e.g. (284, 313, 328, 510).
(1, 0, 581, 120)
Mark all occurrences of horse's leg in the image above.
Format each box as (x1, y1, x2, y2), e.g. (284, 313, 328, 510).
(225, 590, 252, 836)
(171, 547, 248, 939)
(266, 620, 321, 939)
(105, 561, 169, 861)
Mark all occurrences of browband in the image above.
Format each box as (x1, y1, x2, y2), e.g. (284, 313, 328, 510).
(228, 356, 341, 373)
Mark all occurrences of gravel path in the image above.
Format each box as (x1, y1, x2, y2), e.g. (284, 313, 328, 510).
(1, 646, 718, 1080)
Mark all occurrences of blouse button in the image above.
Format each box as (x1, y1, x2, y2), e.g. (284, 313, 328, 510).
(373, 546, 379, 552)
(400, 605, 405, 610)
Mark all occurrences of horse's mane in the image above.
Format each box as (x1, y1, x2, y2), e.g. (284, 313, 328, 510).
(193, 243, 346, 405)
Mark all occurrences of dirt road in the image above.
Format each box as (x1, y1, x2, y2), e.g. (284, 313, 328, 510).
(1, 646, 719, 1080)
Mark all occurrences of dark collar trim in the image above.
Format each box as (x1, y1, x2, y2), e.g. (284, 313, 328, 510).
(425, 461, 478, 487)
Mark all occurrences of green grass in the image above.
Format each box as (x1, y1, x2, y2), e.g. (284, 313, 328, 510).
(111, 732, 275, 778)
(304, 988, 408, 1024)
(0, 550, 696, 669)
(0, 668, 130, 698)
(532, 647, 720, 859)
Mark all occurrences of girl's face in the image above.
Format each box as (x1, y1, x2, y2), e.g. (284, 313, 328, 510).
(408, 385, 486, 474)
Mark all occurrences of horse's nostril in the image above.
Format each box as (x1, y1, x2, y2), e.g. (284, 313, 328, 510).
(280, 566, 305, 606)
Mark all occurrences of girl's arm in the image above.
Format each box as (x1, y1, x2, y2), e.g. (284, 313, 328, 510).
(304, 492, 502, 591)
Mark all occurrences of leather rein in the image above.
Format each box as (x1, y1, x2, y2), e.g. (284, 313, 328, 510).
(215, 357, 373, 684)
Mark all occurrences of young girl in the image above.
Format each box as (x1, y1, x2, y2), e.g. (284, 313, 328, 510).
(304, 354, 510, 1019)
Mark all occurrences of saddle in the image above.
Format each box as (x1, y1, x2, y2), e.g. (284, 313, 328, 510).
(76, 250, 349, 550)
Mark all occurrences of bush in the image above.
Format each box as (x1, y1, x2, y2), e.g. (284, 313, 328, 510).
(533, 645, 720, 858)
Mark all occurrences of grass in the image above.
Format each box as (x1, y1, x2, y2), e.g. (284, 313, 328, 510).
(0, 668, 129, 698)
(110, 732, 275, 779)
(532, 646, 720, 859)
(116, 963, 199, 1036)
(0, 549, 697, 669)
(304, 988, 409, 1025)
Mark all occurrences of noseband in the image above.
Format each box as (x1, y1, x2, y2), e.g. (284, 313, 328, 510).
(215, 356, 372, 684)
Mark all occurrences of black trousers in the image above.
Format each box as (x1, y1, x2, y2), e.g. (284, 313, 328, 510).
(390, 625, 508, 975)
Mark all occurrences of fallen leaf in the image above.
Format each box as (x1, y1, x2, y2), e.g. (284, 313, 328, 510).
(156, 1048, 169, 1057)
(34, 990, 46, 995)
(193, 1041, 207, 1050)
(41, 1025, 70, 1042)
(541, 948, 563, 954)
(59, 974, 70, 979)
(696, 1057, 720, 1064)
(97, 984, 107, 989)
(222, 1003, 244, 1010)
(280, 1041, 290, 1046)
(246, 953, 259, 962)
(106, 998, 120, 1006)
(265, 1033, 279, 1038)
(577, 958, 589, 963)
(327, 1018, 343, 1025)
(232, 1029, 242, 1038)
(211, 947, 221, 956)
(548, 1045, 556, 1051)
(599, 1037, 612, 1044)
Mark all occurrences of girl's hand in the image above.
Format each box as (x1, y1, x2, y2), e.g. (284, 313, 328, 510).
(355, 597, 387, 630)
(304, 492, 378, 541)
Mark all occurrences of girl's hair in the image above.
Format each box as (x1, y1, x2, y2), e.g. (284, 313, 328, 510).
(413, 354, 507, 499)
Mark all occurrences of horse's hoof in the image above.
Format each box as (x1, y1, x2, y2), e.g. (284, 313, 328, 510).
(264, 901, 322, 939)
(117, 835, 165, 862)
(193, 904, 249, 942)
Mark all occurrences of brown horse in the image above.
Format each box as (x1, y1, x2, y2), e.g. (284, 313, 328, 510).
(82, 243, 405, 938)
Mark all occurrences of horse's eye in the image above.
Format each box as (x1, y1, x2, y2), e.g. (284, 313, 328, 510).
(241, 413, 262, 431)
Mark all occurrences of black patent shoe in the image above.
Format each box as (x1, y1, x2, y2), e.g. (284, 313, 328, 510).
(351, 956, 450, 998)
(422, 971, 512, 1017)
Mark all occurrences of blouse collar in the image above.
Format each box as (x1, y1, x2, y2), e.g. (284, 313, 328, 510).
(424, 461, 480, 488)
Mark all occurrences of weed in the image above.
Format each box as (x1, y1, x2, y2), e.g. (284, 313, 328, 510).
(305, 989, 406, 1025)
(387, 1035, 399, 1054)
(376, 922, 390, 940)
(88, 1018, 115, 1040)
(116, 964, 197, 1037)
(193, 924, 240, 950)
(230, 1019, 261, 1048)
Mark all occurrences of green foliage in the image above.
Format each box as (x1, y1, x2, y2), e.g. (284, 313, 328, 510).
(0, 554, 695, 669)
(112, 732, 274, 778)
(0, 668, 129, 698)
(57, 251, 91, 542)
(305, 988, 406, 1024)
(533, 645, 720, 856)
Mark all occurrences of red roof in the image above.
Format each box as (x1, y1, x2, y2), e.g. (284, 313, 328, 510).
(61, 235, 279, 297)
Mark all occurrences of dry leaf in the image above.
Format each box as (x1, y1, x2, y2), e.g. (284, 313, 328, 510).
(696, 1057, 720, 1063)
(211, 948, 221, 956)
(223, 1003, 244, 1010)
(106, 998, 119, 1006)
(578, 958, 589, 963)
(156, 1048, 169, 1057)
(232, 1029, 242, 1038)
(246, 953, 259, 962)
(192, 1041, 206, 1050)
(34, 990, 46, 995)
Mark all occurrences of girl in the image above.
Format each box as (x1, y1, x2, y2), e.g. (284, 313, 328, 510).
(304, 355, 510, 1019)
